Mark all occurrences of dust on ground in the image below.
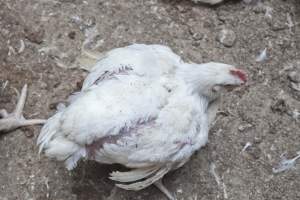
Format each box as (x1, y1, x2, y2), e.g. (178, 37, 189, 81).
(0, 0, 299, 199)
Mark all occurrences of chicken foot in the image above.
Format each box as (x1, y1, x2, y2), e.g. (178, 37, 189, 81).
(154, 179, 176, 200)
(0, 84, 46, 133)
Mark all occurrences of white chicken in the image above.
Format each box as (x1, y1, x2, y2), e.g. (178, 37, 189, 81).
(37, 44, 247, 199)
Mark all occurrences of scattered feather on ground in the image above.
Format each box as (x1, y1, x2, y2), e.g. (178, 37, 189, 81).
(272, 152, 300, 174)
(241, 142, 252, 153)
(256, 48, 267, 62)
(210, 163, 228, 199)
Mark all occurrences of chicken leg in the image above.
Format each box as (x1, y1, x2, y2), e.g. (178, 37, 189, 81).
(0, 84, 46, 133)
(154, 179, 176, 200)
(207, 98, 220, 126)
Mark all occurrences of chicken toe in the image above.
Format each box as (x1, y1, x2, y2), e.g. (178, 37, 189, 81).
(154, 179, 176, 200)
(0, 84, 46, 133)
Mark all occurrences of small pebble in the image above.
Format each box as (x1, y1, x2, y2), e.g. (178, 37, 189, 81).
(290, 82, 300, 92)
(68, 31, 76, 39)
(24, 128, 34, 138)
(216, 29, 236, 47)
(49, 102, 59, 110)
(192, 40, 201, 47)
(84, 16, 96, 27)
(271, 99, 288, 114)
(291, 110, 300, 121)
(39, 81, 48, 89)
(254, 137, 262, 144)
(288, 71, 300, 83)
(24, 27, 45, 44)
(238, 123, 253, 131)
(270, 20, 286, 31)
(247, 146, 261, 160)
(203, 20, 214, 28)
(176, 5, 187, 13)
(192, 33, 203, 41)
(189, 27, 204, 41)
(177, 188, 183, 193)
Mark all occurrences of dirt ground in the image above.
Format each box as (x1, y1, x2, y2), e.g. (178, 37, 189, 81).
(0, 0, 299, 199)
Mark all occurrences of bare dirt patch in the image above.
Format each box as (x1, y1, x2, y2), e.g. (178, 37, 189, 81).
(0, 0, 299, 199)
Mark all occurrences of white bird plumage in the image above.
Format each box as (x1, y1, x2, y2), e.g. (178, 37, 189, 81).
(37, 44, 246, 199)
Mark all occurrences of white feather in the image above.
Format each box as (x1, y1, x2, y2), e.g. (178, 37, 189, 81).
(272, 152, 300, 174)
(109, 166, 160, 182)
(256, 48, 267, 62)
(115, 166, 171, 191)
(37, 112, 63, 154)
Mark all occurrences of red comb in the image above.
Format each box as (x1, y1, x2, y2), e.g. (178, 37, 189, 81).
(230, 69, 247, 83)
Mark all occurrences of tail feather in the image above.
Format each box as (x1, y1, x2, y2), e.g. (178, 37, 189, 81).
(37, 111, 85, 170)
(44, 137, 80, 160)
(37, 112, 63, 154)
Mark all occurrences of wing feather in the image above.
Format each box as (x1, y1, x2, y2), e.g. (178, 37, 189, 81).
(114, 166, 171, 191)
(81, 44, 181, 90)
(109, 166, 160, 182)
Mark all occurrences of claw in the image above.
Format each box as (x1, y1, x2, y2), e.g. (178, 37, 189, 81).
(154, 179, 176, 200)
(14, 84, 28, 117)
(0, 84, 45, 133)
